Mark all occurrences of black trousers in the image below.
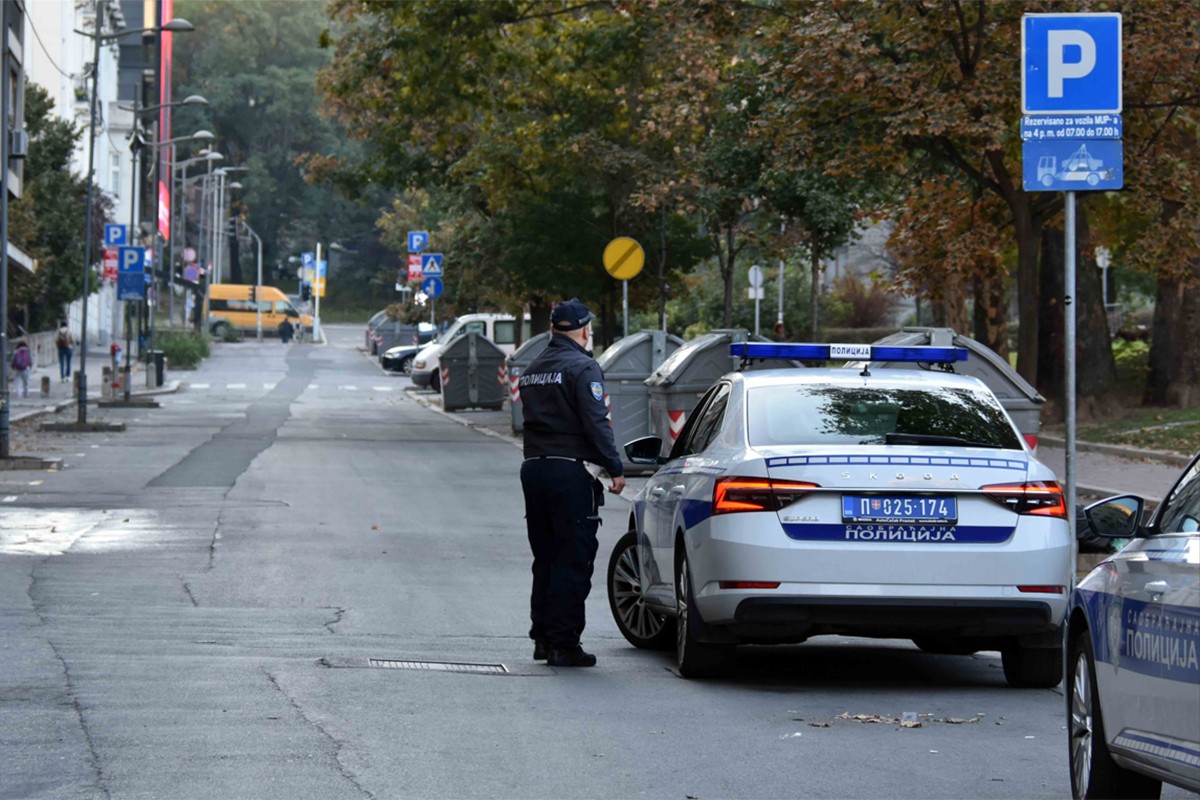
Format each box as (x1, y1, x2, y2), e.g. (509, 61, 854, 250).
(520, 458, 602, 649)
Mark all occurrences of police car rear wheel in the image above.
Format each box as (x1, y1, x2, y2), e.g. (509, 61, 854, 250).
(430, 369, 441, 393)
(1001, 641, 1062, 688)
(608, 531, 674, 650)
(1068, 630, 1162, 799)
(676, 551, 731, 678)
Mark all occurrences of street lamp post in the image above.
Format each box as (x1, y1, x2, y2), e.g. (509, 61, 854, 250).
(242, 221, 264, 342)
(173, 151, 221, 328)
(69, 2, 193, 428)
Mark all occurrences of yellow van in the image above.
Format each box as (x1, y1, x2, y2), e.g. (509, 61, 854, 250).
(204, 284, 312, 337)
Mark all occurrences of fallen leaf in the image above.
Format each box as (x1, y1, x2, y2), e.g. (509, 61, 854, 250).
(371, 524, 379, 531)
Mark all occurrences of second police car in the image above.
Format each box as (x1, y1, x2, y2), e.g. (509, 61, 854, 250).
(607, 342, 1071, 684)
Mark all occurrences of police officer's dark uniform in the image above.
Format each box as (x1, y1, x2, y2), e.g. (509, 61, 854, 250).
(519, 299, 624, 667)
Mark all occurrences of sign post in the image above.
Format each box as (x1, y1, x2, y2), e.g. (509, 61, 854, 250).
(1022, 12, 1122, 558)
(116, 246, 145, 402)
(603, 237, 645, 339)
(421, 254, 445, 325)
(748, 265, 765, 336)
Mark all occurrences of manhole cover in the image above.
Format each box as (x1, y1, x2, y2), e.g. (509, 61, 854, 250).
(367, 658, 508, 674)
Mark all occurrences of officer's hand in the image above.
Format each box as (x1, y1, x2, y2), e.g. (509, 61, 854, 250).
(609, 476, 626, 495)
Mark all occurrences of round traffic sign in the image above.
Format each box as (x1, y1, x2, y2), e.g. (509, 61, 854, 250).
(183, 265, 200, 283)
(422, 276, 444, 298)
(603, 237, 644, 281)
(748, 265, 764, 288)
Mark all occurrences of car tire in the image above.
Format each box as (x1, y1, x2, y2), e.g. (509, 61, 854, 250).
(608, 530, 674, 650)
(675, 549, 731, 678)
(1068, 630, 1162, 799)
(211, 321, 231, 338)
(1002, 641, 1063, 688)
(430, 369, 441, 393)
(400, 355, 414, 377)
(911, 637, 979, 656)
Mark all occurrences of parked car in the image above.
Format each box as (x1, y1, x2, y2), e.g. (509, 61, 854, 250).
(608, 341, 1071, 684)
(411, 313, 528, 392)
(1066, 451, 1200, 799)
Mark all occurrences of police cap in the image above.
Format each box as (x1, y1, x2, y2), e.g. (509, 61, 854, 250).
(551, 298, 596, 332)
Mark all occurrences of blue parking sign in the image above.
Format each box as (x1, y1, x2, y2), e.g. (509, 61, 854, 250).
(104, 224, 127, 247)
(117, 272, 145, 300)
(1023, 13, 1121, 115)
(117, 246, 145, 274)
(408, 231, 429, 253)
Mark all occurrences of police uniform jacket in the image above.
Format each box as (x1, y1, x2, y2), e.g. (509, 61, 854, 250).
(520, 334, 624, 477)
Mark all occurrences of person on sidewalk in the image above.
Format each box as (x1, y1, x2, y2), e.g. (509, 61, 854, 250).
(56, 321, 75, 382)
(11, 338, 32, 398)
(518, 298, 625, 668)
(278, 318, 294, 344)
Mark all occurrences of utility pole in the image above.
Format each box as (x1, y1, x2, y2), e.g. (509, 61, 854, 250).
(1, 0, 11, 457)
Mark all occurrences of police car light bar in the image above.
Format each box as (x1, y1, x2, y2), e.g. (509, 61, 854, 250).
(729, 342, 969, 364)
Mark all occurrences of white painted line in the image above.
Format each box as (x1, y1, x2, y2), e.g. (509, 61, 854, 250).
(227, 383, 246, 389)
(2, 496, 17, 503)
(29, 480, 43, 486)
(191, 383, 210, 389)
(373, 387, 392, 392)
(90, 444, 99, 449)
(263, 382, 277, 390)
(340, 386, 358, 391)
(75, 453, 86, 457)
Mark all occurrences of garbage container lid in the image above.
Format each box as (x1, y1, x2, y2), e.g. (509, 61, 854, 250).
(869, 327, 1044, 405)
(507, 332, 552, 367)
(597, 330, 684, 377)
(646, 329, 792, 388)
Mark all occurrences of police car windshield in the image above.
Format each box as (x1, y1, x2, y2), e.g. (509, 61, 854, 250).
(747, 384, 1022, 450)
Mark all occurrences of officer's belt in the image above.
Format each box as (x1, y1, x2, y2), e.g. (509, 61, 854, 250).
(524, 456, 584, 463)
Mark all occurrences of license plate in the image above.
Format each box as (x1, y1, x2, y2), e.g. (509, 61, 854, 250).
(842, 495, 957, 524)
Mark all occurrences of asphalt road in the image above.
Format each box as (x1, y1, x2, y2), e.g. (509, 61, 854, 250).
(2, 324, 1195, 800)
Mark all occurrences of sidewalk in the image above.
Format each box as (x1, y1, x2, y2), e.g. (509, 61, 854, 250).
(1036, 443, 1186, 503)
(6, 348, 164, 423)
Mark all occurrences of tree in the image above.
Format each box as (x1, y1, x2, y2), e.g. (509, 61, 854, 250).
(8, 82, 111, 331)
(757, 0, 1197, 410)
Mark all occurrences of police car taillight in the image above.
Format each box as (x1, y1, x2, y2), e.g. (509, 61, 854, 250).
(981, 481, 1067, 519)
(713, 477, 819, 515)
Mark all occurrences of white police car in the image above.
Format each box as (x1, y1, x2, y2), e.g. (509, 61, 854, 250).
(1067, 453, 1200, 799)
(606, 342, 1071, 684)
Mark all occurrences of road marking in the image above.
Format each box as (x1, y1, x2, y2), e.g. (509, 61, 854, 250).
(372, 387, 392, 392)
(191, 383, 210, 389)
(29, 480, 43, 486)
(263, 382, 277, 390)
(227, 383, 246, 390)
(75, 453, 86, 457)
(90, 444, 99, 449)
(340, 385, 358, 391)
(2, 496, 17, 503)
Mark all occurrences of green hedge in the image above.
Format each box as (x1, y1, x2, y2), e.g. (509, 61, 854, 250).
(157, 330, 211, 369)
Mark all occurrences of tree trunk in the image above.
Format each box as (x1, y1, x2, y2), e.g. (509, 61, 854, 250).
(808, 246, 820, 340)
(658, 208, 668, 332)
(527, 301, 551, 337)
(1146, 269, 1200, 408)
(1037, 227, 1065, 412)
(1074, 201, 1119, 416)
(984, 151, 1041, 384)
(972, 274, 1008, 359)
(721, 227, 735, 328)
(931, 274, 968, 335)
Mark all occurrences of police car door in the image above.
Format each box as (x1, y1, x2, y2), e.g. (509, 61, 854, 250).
(1120, 456, 1200, 779)
(642, 384, 724, 602)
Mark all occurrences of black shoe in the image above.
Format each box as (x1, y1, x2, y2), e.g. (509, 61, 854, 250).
(533, 639, 549, 661)
(547, 646, 596, 668)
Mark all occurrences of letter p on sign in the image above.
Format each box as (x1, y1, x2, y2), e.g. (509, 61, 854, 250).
(1022, 13, 1121, 115)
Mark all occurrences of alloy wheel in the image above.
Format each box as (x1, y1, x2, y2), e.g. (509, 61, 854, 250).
(1070, 649, 1094, 797)
(611, 545, 665, 641)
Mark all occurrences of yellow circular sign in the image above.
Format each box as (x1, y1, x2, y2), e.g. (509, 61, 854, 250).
(603, 237, 645, 281)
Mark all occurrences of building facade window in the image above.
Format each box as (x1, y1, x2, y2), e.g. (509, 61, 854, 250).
(110, 153, 121, 194)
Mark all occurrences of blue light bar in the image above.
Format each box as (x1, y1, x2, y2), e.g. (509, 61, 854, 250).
(730, 342, 969, 363)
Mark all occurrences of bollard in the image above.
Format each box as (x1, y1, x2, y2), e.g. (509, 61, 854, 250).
(40, 375, 51, 397)
(101, 366, 113, 399)
(146, 363, 154, 388)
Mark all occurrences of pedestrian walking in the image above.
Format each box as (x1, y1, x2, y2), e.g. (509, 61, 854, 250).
(10, 338, 32, 398)
(278, 318, 294, 344)
(518, 298, 625, 668)
(56, 320, 74, 382)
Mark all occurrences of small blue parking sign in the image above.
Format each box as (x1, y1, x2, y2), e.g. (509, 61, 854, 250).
(1023, 139, 1123, 192)
(117, 272, 144, 301)
(408, 231, 429, 253)
(1023, 13, 1121, 115)
(104, 224, 127, 247)
(117, 246, 145, 274)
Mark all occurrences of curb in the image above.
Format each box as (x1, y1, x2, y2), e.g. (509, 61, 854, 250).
(10, 379, 182, 425)
(1040, 435, 1193, 468)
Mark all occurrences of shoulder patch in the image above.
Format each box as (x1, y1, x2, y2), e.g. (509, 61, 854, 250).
(589, 381, 604, 402)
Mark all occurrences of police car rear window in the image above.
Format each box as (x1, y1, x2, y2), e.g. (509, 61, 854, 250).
(747, 385, 1021, 449)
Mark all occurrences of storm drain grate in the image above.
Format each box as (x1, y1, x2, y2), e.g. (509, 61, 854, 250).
(368, 658, 508, 674)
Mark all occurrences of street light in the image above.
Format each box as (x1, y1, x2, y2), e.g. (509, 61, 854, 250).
(72, 2, 194, 428)
(240, 221, 265, 342)
(170, 151, 222, 326)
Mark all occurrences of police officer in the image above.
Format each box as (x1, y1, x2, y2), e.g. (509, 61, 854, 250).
(519, 298, 625, 667)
